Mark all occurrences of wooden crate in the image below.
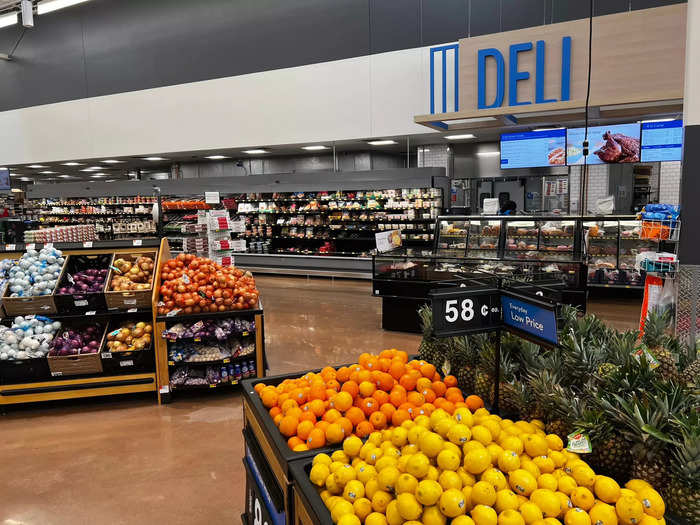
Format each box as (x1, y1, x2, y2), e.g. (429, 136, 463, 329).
(54, 253, 113, 314)
(47, 323, 107, 377)
(2, 291, 57, 316)
(105, 251, 158, 310)
(289, 459, 333, 525)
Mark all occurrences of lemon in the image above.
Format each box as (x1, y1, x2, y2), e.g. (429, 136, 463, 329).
(472, 425, 494, 446)
(438, 448, 462, 471)
(453, 407, 474, 427)
(558, 475, 577, 495)
(624, 480, 652, 493)
(444, 441, 463, 457)
(357, 464, 377, 484)
(435, 417, 455, 438)
(550, 451, 568, 468)
(439, 488, 467, 517)
(342, 436, 363, 457)
(403, 444, 419, 456)
(551, 470, 567, 481)
(564, 507, 592, 525)
(327, 473, 343, 495)
(426, 466, 440, 481)
(546, 434, 564, 451)
(335, 464, 357, 486)
(448, 424, 473, 445)
(385, 500, 402, 525)
(520, 502, 544, 524)
(517, 494, 529, 509)
(533, 456, 556, 474)
(592, 476, 620, 504)
(498, 509, 526, 525)
(637, 516, 659, 525)
(375, 456, 398, 472)
(556, 492, 573, 517)
(501, 436, 525, 455)
(311, 464, 331, 486)
(564, 459, 587, 475)
(635, 488, 665, 519)
(487, 444, 506, 465)
(571, 487, 595, 511)
(384, 446, 402, 459)
(408, 425, 428, 444)
(403, 419, 416, 430)
(464, 448, 492, 474)
(352, 458, 363, 468)
(474, 408, 491, 419)
(382, 429, 393, 443)
(439, 470, 463, 491)
(422, 504, 447, 525)
(464, 440, 486, 453)
(495, 489, 520, 513)
(615, 495, 644, 525)
(330, 461, 346, 473)
(453, 516, 477, 525)
(538, 473, 559, 492)
(482, 468, 508, 490)
(471, 481, 497, 506)
(531, 489, 562, 518)
(343, 480, 365, 502)
(471, 504, 498, 525)
(405, 521, 423, 525)
(457, 467, 477, 487)
(365, 512, 388, 525)
(499, 450, 522, 473)
(571, 466, 596, 488)
(396, 473, 419, 494)
(420, 431, 446, 458)
(377, 466, 400, 492)
(314, 453, 333, 467)
(353, 498, 373, 522)
(371, 490, 392, 513)
(368, 432, 383, 446)
(509, 469, 537, 496)
(430, 408, 450, 426)
(462, 485, 474, 512)
(524, 434, 549, 457)
(396, 492, 423, 520)
(416, 479, 443, 506)
(406, 453, 431, 478)
(482, 419, 502, 440)
(543, 519, 564, 525)
(365, 479, 380, 499)
(619, 489, 638, 499)
(390, 427, 408, 447)
(360, 443, 377, 461)
(331, 499, 354, 523)
(521, 459, 542, 479)
(588, 502, 618, 525)
(320, 490, 332, 504)
(337, 514, 361, 525)
(366, 448, 383, 465)
(505, 425, 524, 437)
(333, 450, 351, 464)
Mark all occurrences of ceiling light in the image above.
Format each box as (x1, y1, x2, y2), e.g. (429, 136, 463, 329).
(90, 173, 106, 178)
(58, 175, 74, 178)
(641, 118, 675, 123)
(243, 149, 268, 154)
(204, 155, 229, 160)
(10, 188, 22, 193)
(81, 166, 102, 171)
(301, 145, 329, 151)
(37, 0, 91, 15)
(9, 174, 21, 177)
(0, 12, 18, 29)
(39, 171, 56, 174)
(531, 127, 565, 132)
(105, 179, 117, 182)
(19, 177, 33, 182)
(61, 162, 83, 166)
(27, 165, 47, 169)
(445, 134, 476, 140)
(101, 159, 124, 164)
(367, 140, 397, 146)
(143, 156, 166, 161)
(477, 151, 500, 157)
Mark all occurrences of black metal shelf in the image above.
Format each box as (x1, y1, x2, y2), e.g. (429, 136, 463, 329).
(157, 307, 263, 322)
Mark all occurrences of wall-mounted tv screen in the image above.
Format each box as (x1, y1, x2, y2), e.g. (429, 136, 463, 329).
(567, 123, 641, 165)
(500, 129, 566, 169)
(641, 119, 683, 162)
(0, 168, 9, 191)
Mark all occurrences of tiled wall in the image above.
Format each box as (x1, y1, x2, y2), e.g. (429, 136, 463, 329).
(659, 161, 682, 204)
(417, 145, 452, 176)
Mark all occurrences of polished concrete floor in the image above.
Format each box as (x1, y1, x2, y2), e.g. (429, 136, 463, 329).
(0, 276, 641, 525)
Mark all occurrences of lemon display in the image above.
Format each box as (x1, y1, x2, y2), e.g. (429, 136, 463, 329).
(440, 488, 467, 517)
(416, 479, 443, 506)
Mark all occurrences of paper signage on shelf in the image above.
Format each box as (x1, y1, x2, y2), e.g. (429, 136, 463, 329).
(83, 241, 93, 248)
(482, 198, 499, 214)
(375, 230, 402, 253)
(231, 239, 246, 252)
(132, 239, 143, 246)
(230, 220, 245, 233)
(205, 192, 220, 204)
(501, 293, 558, 346)
(5, 244, 15, 251)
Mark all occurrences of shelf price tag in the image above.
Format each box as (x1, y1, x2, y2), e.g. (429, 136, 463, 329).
(205, 192, 220, 204)
(209, 383, 217, 388)
(85, 311, 96, 316)
(132, 239, 143, 246)
(430, 286, 501, 338)
(83, 241, 93, 248)
(127, 308, 138, 313)
(223, 358, 230, 364)
(101, 352, 112, 359)
(25, 243, 35, 250)
(5, 244, 15, 251)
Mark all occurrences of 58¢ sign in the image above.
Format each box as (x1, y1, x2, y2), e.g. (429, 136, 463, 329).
(430, 286, 501, 337)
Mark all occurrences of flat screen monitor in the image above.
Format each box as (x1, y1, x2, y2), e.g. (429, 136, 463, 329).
(0, 168, 9, 191)
(500, 129, 566, 169)
(567, 123, 641, 165)
(641, 119, 683, 162)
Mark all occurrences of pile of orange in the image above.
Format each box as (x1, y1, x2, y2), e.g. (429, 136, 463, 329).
(253, 349, 484, 452)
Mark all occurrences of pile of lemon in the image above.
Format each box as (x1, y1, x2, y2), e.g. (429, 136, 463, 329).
(308, 407, 666, 525)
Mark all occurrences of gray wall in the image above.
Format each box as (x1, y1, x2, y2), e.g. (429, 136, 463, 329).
(0, 0, 685, 112)
(452, 142, 569, 179)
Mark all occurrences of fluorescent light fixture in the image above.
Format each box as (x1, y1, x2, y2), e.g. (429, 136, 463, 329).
(101, 159, 124, 164)
(143, 156, 166, 161)
(37, 0, 91, 15)
(9, 174, 21, 177)
(477, 151, 500, 157)
(58, 175, 74, 178)
(243, 149, 268, 154)
(61, 162, 83, 166)
(204, 155, 229, 160)
(532, 127, 565, 132)
(10, 188, 22, 193)
(640, 118, 675, 123)
(39, 171, 56, 174)
(27, 165, 47, 169)
(367, 140, 397, 146)
(81, 166, 102, 171)
(301, 145, 329, 151)
(19, 177, 33, 181)
(0, 12, 18, 29)
(90, 173, 106, 178)
(445, 134, 476, 140)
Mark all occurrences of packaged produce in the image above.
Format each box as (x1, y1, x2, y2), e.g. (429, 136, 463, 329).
(163, 317, 254, 340)
(110, 255, 155, 291)
(0, 315, 62, 360)
(57, 268, 108, 295)
(157, 253, 259, 315)
(7, 246, 64, 297)
(48, 324, 103, 356)
(105, 321, 153, 352)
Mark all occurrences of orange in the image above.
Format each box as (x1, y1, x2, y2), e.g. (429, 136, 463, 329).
(254, 383, 265, 394)
(379, 349, 396, 360)
(373, 390, 390, 406)
(392, 409, 411, 426)
(269, 406, 282, 418)
(307, 399, 326, 417)
(325, 423, 345, 444)
(309, 381, 327, 401)
(281, 398, 298, 414)
(407, 391, 426, 406)
(288, 436, 303, 449)
(306, 428, 326, 449)
(389, 360, 406, 380)
(440, 400, 455, 414)
(331, 392, 353, 412)
(355, 420, 374, 438)
(327, 379, 341, 391)
(359, 381, 377, 397)
(299, 411, 316, 423)
(378, 358, 392, 372)
(336, 366, 351, 382)
(323, 408, 343, 423)
(286, 407, 303, 420)
(420, 363, 437, 379)
(444, 375, 458, 388)
(466, 395, 484, 411)
(358, 353, 372, 369)
(395, 351, 408, 363)
(326, 388, 338, 400)
(445, 387, 464, 403)
(454, 401, 467, 409)
(421, 388, 437, 404)
(399, 374, 418, 391)
(320, 366, 337, 382)
(409, 359, 424, 370)
(297, 420, 315, 441)
(273, 414, 283, 426)
(365, 356, 379, 371)
(432, 371, 441, 382)
(315, 420, 330, 433)
(346, 406, 366, 426)
(290, 388, 307, 405)
(342, 380, 360, 399)
(380, 403, 396, 422)
(369, 411, 388, 430)
(356, 370, 371, 383)
(390, 386, 407, 407)
(337, 417, 353, 437)
(377, 373, 395, 392)
(417, 377, 433, 392)
(361, 397, 379, 416)
(277, 392, 290, 405)
(261, 390, 278, 408)
(279, 415, 299, 437)
(420, 403, 435, 416)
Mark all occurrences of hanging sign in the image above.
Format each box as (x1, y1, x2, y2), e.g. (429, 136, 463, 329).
(430, 286, 501, 338)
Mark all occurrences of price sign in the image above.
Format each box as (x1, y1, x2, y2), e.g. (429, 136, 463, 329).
(205, 191, 220, 204)
(501, 291, 558, 346)
(83, 241, 93, 248)
(132, 239, 143, 246)
(5, 244, 15, 251)
(430, 286, 501, 337)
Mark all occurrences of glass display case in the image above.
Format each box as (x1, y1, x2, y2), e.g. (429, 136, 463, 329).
(503, 219, 576, 261)
(434, 218, 468, 257)
(467, 219, 501, 260)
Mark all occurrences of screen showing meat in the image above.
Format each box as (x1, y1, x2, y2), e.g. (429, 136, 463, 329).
(566, 123, 641, 165)
(500, 129, 567, 169)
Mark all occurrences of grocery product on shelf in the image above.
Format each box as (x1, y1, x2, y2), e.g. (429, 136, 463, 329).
(105, 321, 153, 352)
(109, 255, 155, 291)
(24, 224, 97, 243)
(6, 246, 64, 297)
(48, 324, 103, 356)
(0, 316, 62, 360)
(57, 268, 108, 295)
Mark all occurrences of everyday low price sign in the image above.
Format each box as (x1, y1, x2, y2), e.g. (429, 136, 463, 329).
(501, 292, 558, 346)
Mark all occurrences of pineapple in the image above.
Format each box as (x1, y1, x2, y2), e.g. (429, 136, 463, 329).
(449, 336, 478, 394)
(474, 335, 496, 403)
(667, 412, 700, 523)
(417, 305, 442, 366)
(643, 310, 679, 380)
(526, 369, 565, 425)
(498, 355, 521, 417)
(575, 403, 632, 481)
(681, 358, 700, 385)
(543, 384, 580, 439)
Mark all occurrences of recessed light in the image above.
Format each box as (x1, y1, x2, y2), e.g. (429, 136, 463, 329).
(39, 171, 56, 174)
(204, 155, 229, 160)
(81, 167, 103, 171)
(10, 188, 22, 193)
(0, 12, 18, 29)
(477, 151, 500, 157)
(27, 165, 47, 169)
(9, 174, 21, 177)
(58, 175, 74, 178)
(243, 149, 268, 154)
(143, 156, 167, 161)
(367, 140, 397, 146)
(101, 159, 124, 164)
(62, 162, 83, 166)
(20, 177, 33, 181)
(445, 134, 476, 140)
(90, 173, 106, 178)
(301, 145, 329, 151)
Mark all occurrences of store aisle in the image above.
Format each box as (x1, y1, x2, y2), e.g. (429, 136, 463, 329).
(0, 276, 640, 524)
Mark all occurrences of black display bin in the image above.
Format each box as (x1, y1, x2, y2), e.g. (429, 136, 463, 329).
(54, 253, 113, 314)
(100, 318, 155, 374)
(0, 357, 50, 384)
(288, 458, 333, 525)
